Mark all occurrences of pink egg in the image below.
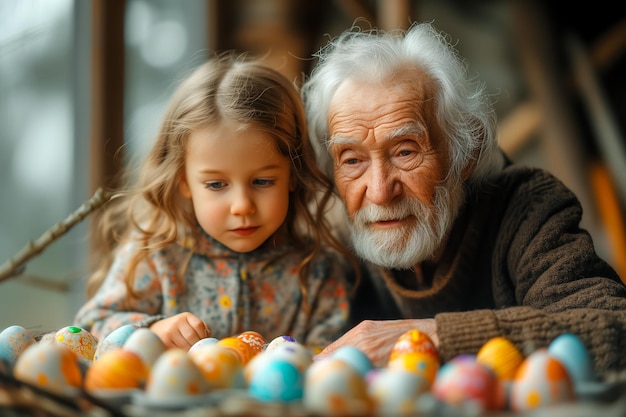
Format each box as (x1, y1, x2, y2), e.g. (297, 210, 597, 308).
(431, 355, 505, 411)
(510, 348, 576, 412)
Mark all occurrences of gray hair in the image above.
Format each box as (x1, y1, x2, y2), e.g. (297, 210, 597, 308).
(301, 22, 504, 187)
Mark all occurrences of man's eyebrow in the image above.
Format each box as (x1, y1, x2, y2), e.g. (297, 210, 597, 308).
(327, 122, 426, 148)
(327, 135, 356, 148)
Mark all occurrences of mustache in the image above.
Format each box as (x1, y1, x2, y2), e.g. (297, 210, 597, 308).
(352, 200, 419, 224)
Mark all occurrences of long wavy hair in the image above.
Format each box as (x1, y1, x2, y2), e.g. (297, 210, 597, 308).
(87, 52, 359, 306)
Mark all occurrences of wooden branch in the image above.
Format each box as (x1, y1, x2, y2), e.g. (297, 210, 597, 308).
(0, 187, 112, 284)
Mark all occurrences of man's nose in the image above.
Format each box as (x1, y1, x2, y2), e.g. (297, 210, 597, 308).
(365, 161, 401, 205)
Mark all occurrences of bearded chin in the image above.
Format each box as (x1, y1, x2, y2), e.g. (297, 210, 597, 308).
(347, 184, 465, 270)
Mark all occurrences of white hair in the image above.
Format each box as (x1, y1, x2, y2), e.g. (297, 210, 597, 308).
(301, 22, 505, 188)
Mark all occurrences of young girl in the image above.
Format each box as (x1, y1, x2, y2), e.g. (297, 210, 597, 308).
(73, 52, 358, 352)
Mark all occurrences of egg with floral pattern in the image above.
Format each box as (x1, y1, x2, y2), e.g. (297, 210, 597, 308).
(54, 326, 98, 362)
(0, 325, 37, 370)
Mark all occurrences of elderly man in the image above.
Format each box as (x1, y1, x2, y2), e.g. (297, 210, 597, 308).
(301, 22, 626, 379)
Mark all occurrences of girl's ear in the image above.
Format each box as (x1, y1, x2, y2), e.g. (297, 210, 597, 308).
(179, 176, 192, 199)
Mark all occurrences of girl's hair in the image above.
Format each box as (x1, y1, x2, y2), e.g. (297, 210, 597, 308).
(301, 21, 505, 188)
(87, 52, 358, 304)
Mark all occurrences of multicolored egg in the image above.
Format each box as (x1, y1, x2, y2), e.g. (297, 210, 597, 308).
(304, 357, 373, 416)
(0, 325, 37, 370)
(510, 348, 576, 412)
(476, 336, 524, 381)
(217, 337, 255, 365)
(189, 343, 245, 389)
(389, 329, 438, 363)
(145, 348, 209, 402)
(548, 333, 595, 385)
(94, 324, 137, 361)
(54, 326, 98, 362)
(84, 347, 149, 391)
(249, 357, 304, 402)
(123, 327, 166, 368)
(332, 345, 374, 377)
(368, 368, 428, 415)
(431, 355, 505, 411)
(387, 351, 440, 387)
(13, 342, 82, 397)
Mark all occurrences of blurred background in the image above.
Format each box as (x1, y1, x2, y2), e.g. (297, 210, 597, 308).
(1, 0, 624, 334)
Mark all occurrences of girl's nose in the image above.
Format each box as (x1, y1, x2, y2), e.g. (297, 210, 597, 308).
(230, 189, 256, 216)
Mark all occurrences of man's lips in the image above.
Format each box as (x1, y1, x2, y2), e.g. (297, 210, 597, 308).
(231, 226, 260, 236)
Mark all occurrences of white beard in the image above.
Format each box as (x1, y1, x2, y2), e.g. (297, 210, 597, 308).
(347, 182, 465, 269)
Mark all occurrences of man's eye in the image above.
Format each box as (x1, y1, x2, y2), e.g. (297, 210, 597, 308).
(345, 158, 359, 165)
(399, 149, 413, 157)
(204, 181, 224, 190)
(253, 178, 275, 187)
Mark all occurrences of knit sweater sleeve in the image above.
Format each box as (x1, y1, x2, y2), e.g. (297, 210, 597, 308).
(436, 167, 626, 378)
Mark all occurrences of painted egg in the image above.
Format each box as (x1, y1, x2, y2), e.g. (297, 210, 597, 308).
(510, 348, 575, 412)
(189, 337, 219, 354)
(476, 336, 524, 381)
(237, 330, 266, 356)
(368, 368, 428, 415)
(123, 327, 166, 368)
(389, 329, 438, 363)
(55, 326, 98, 362)
(304, 357, 373, 416)
(217, 337, 254, 365)
(145, 348, 209, 401)
(188, 343, 245, 389)
(84, 347, 149, 391)
(265, 335, 296, 352)
(249, 357, 304, 402)
(13, 343, 82, 397)
(245, 341, 313, 384)
(388, 351, 440, 387)
(94, 324, 137, 362)
(548, 333, 595, 385)
(332, 345, 374, 377)
(0, 325, 37, 370)
(431, 355, 505, 411)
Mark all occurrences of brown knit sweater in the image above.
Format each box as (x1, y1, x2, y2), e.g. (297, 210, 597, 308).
(349, 161, 626, 379)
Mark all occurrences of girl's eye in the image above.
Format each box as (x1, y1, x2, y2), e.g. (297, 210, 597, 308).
(204, 181, 225, 190)
(253, 178, 275, 187)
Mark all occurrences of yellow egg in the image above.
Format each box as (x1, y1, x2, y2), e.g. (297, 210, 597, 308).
(84, 347, 149, 391)
(389, 329, 438, 363)
(387, 351, 440, 387)
(476, 336, 524, 381)
(189, 343, 245, 389)
(217, 336, 254, 365)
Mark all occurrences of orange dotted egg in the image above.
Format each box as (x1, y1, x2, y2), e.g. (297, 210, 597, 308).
(189, 343, 245, 389)
(84, 348, 149, 391)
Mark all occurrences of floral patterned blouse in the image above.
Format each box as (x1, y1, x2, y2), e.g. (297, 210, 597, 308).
(73, 227, 352, 350)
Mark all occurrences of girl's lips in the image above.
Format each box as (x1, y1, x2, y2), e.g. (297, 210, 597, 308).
(232, 227, 259, 236)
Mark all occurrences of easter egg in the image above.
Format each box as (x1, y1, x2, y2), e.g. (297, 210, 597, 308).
(389, 329, 438, 363)
(13, 343, 82, 397)
(304, 357, 373, 415)
(265, 335, 296, 352)
(476, 336, 524, 381)
(332, 345, 374, 377)
(55, 326, 98, 362)
(189, 343, 245, 389)
(368, 368, 429, 415)
(431, 355, 505, 411)
(145, 348, 210, 403)
(123, 327, 166, 368)
(249, 357, 304, 402)
(388, 351, 440, 387)
(84, 347, 149, 391)
(217, 337, 254, 365)
(237, 330, 266, 355)
(548, 333, 595, 385)
(510, 348, 575, 412)
(0, 325, 37, 370)
(94, 324, 137, 361)
(189, 337, 219, 354)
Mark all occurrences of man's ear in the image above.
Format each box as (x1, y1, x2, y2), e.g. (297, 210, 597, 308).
(179, 176, 192, 199)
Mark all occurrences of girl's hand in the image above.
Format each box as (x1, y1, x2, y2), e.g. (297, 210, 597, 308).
(149, 312, 211, 350)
